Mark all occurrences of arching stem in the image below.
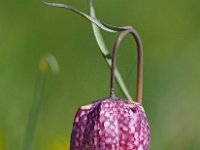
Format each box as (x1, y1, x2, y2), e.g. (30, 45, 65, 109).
(110, 28, 143, 104)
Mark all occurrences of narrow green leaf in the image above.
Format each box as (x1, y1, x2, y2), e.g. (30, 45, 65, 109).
(43, 1, 131, 33)
(89, 0, 132, 100)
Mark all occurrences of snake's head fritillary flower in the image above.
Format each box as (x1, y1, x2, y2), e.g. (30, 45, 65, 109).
(70, 98, 150, 150)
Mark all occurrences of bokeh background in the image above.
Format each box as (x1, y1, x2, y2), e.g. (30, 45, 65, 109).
(0, 0, 200, 149)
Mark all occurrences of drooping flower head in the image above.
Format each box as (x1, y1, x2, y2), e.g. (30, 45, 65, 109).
(70, 98, 150, 150)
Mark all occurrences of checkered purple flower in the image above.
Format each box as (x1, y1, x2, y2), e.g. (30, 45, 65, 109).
(70, 98, 150, 150)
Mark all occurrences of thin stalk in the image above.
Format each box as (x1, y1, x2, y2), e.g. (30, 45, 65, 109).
(89, 0, 132, 100)
(110, 28, 143, 104)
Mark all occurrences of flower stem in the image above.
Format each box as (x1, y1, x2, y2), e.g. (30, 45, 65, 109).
(110, 28, 143, 104)
(89, 0, 133, 100)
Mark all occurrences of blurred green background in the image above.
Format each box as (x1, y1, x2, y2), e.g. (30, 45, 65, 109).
(0, 0, 200, 149)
